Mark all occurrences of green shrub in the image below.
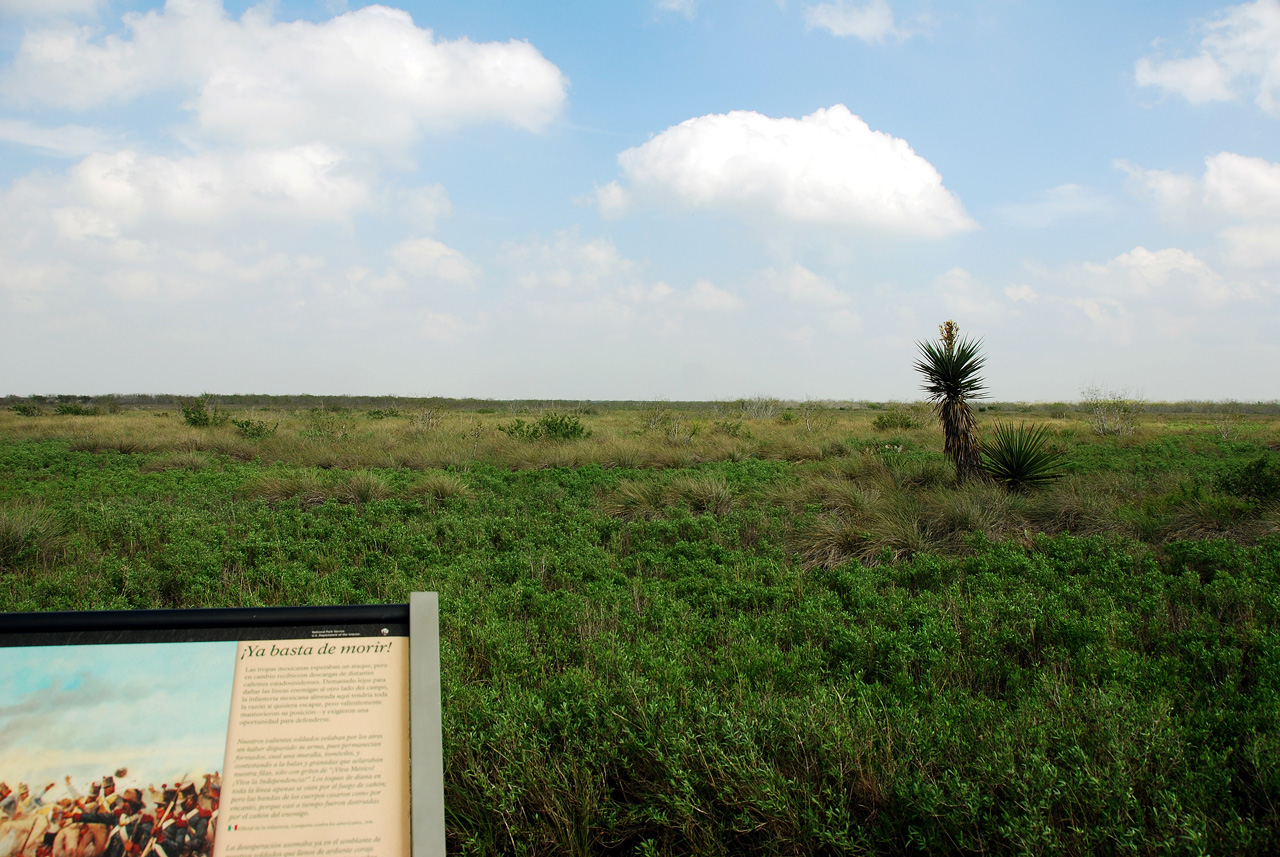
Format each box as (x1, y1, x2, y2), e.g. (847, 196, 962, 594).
(980, 421, 1066, 492)
(498, 412, 591, 442)
(181, 396, 226, 428)
(1216, 453, 1280, 501)
(872, 410, 920, 431)
(712, 419, 749, 438)
(231, 418, 278, 439)
(9, 404, 42, 417)
(54, 402, 99, 416)
(366, 408, 402, 420)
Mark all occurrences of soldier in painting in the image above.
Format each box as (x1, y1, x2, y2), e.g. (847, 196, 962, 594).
(74, 787, 155, 857)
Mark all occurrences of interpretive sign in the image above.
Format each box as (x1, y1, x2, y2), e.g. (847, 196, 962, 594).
(0, 593, 443, 857)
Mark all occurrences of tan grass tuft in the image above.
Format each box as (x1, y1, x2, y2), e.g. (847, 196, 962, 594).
(339, 470, 393, 504)
(240, 472, 328, 506)
(666, 473, 733, 516)
(404, 471, 473, 502)
(601, 479, 665, 521)
(0, 503, 68, 565)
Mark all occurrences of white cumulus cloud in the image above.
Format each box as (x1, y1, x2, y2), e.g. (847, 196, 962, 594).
(0, 0, 101, 17)
(1203, 151, 1280, 218)
(1219, 223, 1280, 267)
(1120, 152, 1280, 268)
(1136, 0, 1280, 114)
(391, 237, 478, 285)
(603, 104, 974, 237)
(765, 263, 852, 306)
(804, 0, 904, 43)
(687, 279, 742, 311)
(0, 118, 119, 157)
(1101, 246, 1234, 301)
(503, 230, 641, 294)
(56, 145, 371, 231)
(1, 1, 568, 151)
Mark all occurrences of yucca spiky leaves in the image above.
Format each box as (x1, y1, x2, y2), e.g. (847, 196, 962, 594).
(980, 421, 1065, 492)
(914, 322, 988, 483)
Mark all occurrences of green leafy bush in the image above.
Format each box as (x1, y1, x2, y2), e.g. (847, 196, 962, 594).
(712, 419, 749, 438)
(365, 408, 402, 420)
(9, 404, 42, 417)
(497, 412, 591, 442)
(180, 396, 226, 428)
(1216, 453, 1280, 501)
(54, 402, 99, 416)
(980, 421, 1066, 492)
(231, 418, 278, 439)
(873, 410, 920, 431)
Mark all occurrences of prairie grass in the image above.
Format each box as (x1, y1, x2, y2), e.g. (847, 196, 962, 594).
(4, 399, 1280, 852)
(405, 471, 473, 502)
(239, 470, 330, 505)
(0, 503, 67, 566)
(338, 469, 394, 505)
(600, 479, 665, 521)
(140, 450, 214, 472)
(665, 473, 734, 516)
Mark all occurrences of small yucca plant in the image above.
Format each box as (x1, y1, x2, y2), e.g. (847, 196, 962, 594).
(980, 421, 1065, 492)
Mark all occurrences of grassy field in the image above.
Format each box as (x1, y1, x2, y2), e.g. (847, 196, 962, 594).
(2, 396, 1279, 854)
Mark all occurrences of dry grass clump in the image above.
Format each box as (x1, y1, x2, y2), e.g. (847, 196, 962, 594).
(603, 473, 735, 520)
(0, 503, 68, 566)
(926, 480, 1022, 541)
(666, 474, 734, 516)
(404, 471, 473, 502)
(1023, 475, 1125, 536)
(808, 477, 878, 517)
(239, 472, 328, 506)
(866, 494, 949, 562)
(338, 470, 393, 505)
(601, 479, 665, 521)
(595, 437, 648, 470)
(241, 469, 395, 506)
(798, 514, 872, 570)
(798, 491, 948, 569)
(68, 434, 160, 455)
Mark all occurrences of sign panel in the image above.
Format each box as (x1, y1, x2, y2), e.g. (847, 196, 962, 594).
(0, 595, 442, 857)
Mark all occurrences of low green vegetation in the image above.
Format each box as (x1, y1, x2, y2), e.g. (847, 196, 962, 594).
(2, 397, 1279, 854)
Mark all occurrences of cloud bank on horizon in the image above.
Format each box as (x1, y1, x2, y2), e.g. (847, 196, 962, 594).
(0, 0, 1276, 400)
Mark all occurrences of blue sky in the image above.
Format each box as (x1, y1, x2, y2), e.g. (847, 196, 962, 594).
(1, 0, 1278, 401)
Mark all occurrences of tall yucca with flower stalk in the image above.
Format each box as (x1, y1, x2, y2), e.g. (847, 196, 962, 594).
(915, 320, 988, 483)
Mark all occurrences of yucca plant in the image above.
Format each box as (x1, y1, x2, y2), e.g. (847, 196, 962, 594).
(914, 320, 987, 483)
(980, 421, 1065, 492)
